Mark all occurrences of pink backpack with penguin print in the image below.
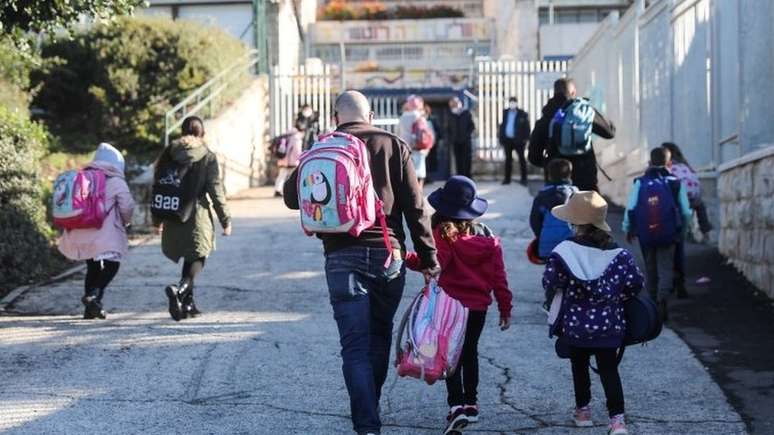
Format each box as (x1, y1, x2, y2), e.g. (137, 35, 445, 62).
(296, 131, 392, 265)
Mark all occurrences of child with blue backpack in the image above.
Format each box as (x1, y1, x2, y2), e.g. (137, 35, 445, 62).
(543, 191, 644, 435)
(530, 158, 578, 262)
(623, 147, 692, 321)
(405, 176, 513, 435)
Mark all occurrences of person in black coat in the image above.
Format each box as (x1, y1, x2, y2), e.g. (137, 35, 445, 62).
(529, 78, 615, 191)
(498, 96, 531, 185)
(446, 97, 476, 179)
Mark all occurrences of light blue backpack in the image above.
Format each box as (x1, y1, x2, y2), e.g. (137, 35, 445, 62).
(549, 98, 595, 156)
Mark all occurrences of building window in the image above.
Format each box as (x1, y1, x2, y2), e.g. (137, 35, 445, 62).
(538, 7, 627, 25)
(346, 46, 370, 61)
(314, 45, 340, 63)
(375, 46, 402, 60)
(403, 46, 424, 59)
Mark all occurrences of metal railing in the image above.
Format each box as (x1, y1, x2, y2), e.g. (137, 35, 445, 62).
(164, 50, 260, 147)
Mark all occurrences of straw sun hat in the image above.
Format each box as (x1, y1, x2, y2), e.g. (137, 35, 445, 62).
(550, 190, 612, 232)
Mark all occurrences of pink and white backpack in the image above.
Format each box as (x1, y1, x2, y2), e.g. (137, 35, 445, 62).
(52, 168, 108, 230)
(670, 162, 701, 200)
(395, 281, 469, 385)
(296, 132, 391, 263)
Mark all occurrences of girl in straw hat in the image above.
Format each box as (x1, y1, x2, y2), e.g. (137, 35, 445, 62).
(542, 191, 644, 435)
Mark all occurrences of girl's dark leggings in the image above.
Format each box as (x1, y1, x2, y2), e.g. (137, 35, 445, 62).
(445, 310, 487, 407)
(181, 257, 206, 288)
(570, 346, 624, 417)
(85, 259, 120, 297)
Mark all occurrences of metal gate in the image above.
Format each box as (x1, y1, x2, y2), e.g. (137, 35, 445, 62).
(476, 60, 569, 161)
(270, 66, 404, 137)
(270, 64, 334, 137)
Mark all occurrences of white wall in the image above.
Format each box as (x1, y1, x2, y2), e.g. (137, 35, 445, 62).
(539, 22, 601, 59)
(139, 4, 254, 46)
(205, 78, 269, 194)
(483, 0, 539, 60)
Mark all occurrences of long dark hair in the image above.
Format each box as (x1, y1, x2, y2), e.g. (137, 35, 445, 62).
(431, 213, 473, 243)
(661, 142, 692, 170)
(574, 224, 614, 249)
(154, 116, 204, 179)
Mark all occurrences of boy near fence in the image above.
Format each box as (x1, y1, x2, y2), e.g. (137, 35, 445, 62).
(622, 147, 691, 321)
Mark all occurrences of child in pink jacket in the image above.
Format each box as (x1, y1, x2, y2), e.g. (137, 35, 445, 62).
(406, 176, 513, 434)
(58, 143, 135, 319)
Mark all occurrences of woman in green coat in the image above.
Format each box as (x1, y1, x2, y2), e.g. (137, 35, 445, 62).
(153, 116, 231, 321)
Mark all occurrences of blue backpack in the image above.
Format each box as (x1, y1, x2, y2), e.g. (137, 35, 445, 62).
(632, 173, 681, 248)
(549, 98, 595, 156)
(538, 185, 577, 258)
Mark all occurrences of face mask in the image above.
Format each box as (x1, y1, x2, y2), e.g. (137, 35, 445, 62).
(451, 107, 461, 114)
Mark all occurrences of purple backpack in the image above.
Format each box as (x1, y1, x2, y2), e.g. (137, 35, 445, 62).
(632, 174, 681, 247)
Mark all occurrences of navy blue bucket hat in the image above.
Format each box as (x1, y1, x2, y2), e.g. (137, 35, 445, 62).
(428, 176, 488, 220)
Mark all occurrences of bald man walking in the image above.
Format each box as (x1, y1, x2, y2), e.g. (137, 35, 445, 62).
(284, 91, 439, 435)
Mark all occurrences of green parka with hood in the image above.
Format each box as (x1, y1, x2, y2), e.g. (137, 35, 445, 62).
(155, 136, 230, 262)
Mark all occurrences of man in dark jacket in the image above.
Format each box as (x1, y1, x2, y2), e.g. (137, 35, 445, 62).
(498, 96, 531, 185)
(446, 96, 476, 178)
(284, 90, 439, 435)
(529, 78, 615, 191)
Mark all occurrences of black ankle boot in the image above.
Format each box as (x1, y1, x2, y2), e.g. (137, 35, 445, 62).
(82, 288, 106, 320)
(165, 282, 187, 321)
(182, 288, 201, 318)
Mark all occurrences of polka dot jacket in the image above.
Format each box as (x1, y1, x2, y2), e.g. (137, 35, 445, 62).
(543, 239, 645, 348)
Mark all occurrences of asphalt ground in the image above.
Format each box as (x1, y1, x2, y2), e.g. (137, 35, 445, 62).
(0, 183, 746, 434)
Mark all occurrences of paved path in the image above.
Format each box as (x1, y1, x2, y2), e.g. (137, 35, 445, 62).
(0, 183, 746, 434)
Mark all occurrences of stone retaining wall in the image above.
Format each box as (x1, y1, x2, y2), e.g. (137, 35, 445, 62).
(718, 145, 774, 298)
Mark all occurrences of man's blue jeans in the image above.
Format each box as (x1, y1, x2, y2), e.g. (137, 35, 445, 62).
(325, 247, 406, 434)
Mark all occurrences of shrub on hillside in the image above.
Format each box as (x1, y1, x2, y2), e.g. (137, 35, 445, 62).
(0, 106, 55, 292)
(33, 17, 250, 161)
(0, 35, 40, 114)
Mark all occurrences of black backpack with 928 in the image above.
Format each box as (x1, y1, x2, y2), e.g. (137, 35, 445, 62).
(150, 153, 210, 223)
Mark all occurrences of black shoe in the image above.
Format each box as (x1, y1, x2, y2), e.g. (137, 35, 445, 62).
(165, 284, 185, 321)
(520, 179, 528, 186)
(182, 296, 202, 318)
(659, 299, 669, 322)
(444, 407, 469, 434)
(273, 192, 283, 198)
(82, 289, 106, 319)
(501, 180, 511, 185)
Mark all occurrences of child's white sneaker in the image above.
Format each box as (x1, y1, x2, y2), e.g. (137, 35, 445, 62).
(608, 414, 628, 435)
(573, 405, 593, 427)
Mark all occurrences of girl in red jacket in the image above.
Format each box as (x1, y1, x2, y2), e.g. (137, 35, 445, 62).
(407, 176, 513, 434)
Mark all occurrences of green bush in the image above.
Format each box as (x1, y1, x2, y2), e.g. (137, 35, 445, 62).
(33, 17, 250, 161)
(0, 105, 56, 293)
